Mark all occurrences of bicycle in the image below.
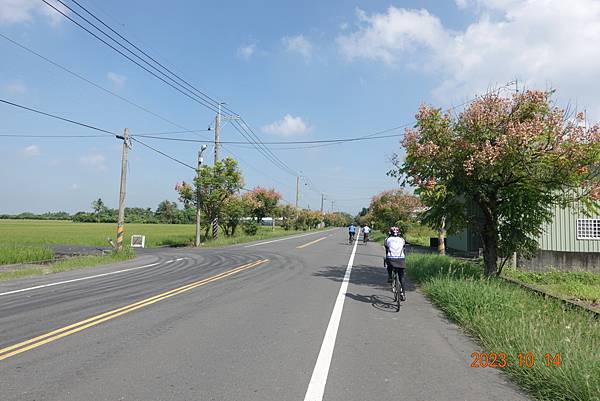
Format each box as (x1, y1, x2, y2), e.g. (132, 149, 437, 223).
(348, 232, 355, 244)
(385, 258, 404, 312)
(363, 232, 369, 244)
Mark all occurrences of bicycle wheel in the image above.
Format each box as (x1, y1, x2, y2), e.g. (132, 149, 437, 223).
(394, 272, 401, 311)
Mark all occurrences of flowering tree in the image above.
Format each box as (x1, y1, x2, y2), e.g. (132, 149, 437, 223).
(392, 90, 600, 276)
(243, 187, 282, 223)
(367, 189, 422, 233)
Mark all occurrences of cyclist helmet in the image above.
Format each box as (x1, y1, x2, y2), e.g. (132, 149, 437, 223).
(389, 226, 400, 236)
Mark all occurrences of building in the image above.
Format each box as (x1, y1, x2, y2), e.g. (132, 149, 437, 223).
(447, 202, 600, 272)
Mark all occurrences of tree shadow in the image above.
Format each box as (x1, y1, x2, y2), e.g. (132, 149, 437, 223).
(313, 264, 416, 292)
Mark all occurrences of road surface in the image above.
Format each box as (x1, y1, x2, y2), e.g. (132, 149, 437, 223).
(0, 228, 528, 401)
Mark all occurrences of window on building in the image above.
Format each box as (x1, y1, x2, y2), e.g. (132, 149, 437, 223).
(576, 218, 600, 240)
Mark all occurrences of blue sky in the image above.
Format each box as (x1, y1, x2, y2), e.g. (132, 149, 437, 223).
(1, 0, 599, 214)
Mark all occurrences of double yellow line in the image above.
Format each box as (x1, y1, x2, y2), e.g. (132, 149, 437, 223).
(0, 259, 269, 362)
(296, 236, 328, 249)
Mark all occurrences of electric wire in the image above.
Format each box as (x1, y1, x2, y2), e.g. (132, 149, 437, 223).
(41, 0, 220, 114)
(68, 0, 222, 109)
(0, 32, 209, 138)
(0, 98, 116, 137)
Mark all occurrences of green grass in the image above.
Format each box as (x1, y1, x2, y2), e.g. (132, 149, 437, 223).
(0, 248, 135, 282)
(0, 244, 55, 265)
(405, 222, 437, 247)
(370, 223, 437, 247)
(406, 254, 600, 401)
(0, 219, 321, 264)
(0, 219, 198, 248)
(0, 219, 325, 280)
(503, 269, 600, 305)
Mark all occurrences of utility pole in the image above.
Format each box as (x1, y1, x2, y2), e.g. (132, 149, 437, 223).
(214, 102, 221, 166)
(212, 102, 222, 240)
(195, 144, 208, 247)
(116, 128, 129, 251)
(331, 200, 334, 212)
(295, 176, 300, 208)
(320, 194, 324, 213)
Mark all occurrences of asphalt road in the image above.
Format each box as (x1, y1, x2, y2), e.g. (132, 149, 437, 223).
(0, 229, 528, 401)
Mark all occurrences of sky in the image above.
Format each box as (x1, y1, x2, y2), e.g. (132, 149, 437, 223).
(1, 0, 600, 215)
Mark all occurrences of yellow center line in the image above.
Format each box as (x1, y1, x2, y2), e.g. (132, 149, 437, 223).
(296, 236, 328, 249)
(0, 259, 269, 361)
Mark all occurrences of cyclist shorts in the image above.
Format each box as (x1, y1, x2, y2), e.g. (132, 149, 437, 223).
(386, 258, 405, 269)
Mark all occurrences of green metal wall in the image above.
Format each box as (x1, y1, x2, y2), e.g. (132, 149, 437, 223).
(447, 229, 468, 252)
(538, 203, 600, 252)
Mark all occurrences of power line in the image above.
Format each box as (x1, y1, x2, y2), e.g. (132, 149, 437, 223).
(130, 130, 406, 145)
(130, 137, 195, 170)
(39, 0, 313, 184)
(0, 32, 209, 137)
(0, 133, 107, 138)
(68, 0, 222, 110)
(0, 98, 116, 137)
(41, 0, 221, 114)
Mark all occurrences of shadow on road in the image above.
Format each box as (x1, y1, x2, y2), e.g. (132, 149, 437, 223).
(313, 263, 416, 293)
(345, 293, 401, 313)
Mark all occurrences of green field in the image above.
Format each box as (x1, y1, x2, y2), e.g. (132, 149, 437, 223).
(0, 219, 199, 248)
(0, 219, 318, 265)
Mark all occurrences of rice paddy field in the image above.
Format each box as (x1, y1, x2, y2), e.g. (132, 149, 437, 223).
(0, 219, 312, 265)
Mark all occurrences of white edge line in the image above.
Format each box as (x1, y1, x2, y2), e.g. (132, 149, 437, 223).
(0, 261, 161, 297)
(243, 228, 337, 248)
(303, 229, 360, 401)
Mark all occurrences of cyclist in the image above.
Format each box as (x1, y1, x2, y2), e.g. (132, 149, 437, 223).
(348, 223, 357, 243)
(384, 226, 406, 300)
(362, 224, 371, 243)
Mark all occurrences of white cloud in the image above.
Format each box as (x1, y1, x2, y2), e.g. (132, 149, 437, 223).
(237, 43, 256, 60)
(79, 153, 107, 172)
(0, 0, 67, 25)
(71, 183, 78, 190)
(107, 72, 126, 88)
(282, 35, 313, 60)
(20, 144, 40, 158)
(337, 1, 600, 117)
(261, 114, 311, 136)
(3, 81, 27, 96)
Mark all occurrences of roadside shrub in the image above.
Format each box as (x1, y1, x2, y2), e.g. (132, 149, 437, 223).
(242, 221, 258, 235)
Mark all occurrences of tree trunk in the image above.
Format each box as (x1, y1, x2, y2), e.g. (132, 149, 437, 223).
(481, 219, 498, 277)
(437, 217, 446, 255)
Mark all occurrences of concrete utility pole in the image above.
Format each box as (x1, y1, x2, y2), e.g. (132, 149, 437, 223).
(331, 200, 335, 212)
(212, 103, 222, 240)
(116, 128, 129, 250)
(295, 176, 300, 208)
(214, 102, 221, 166)
(320, 194, 324, 213)
(195, 144, 208, 247)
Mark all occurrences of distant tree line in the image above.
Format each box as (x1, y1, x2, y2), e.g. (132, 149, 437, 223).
(1, 158, 353, 237)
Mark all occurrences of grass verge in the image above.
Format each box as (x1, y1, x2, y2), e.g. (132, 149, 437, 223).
(0, 248, 135, 282)
(503, 269, 600, 306)
(406, 253, 600, 401)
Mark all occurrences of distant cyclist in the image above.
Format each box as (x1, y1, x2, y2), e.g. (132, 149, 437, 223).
(348, 223, 357, 243)
(384, 226, 406, 300)
(362, 224, 371, 243)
